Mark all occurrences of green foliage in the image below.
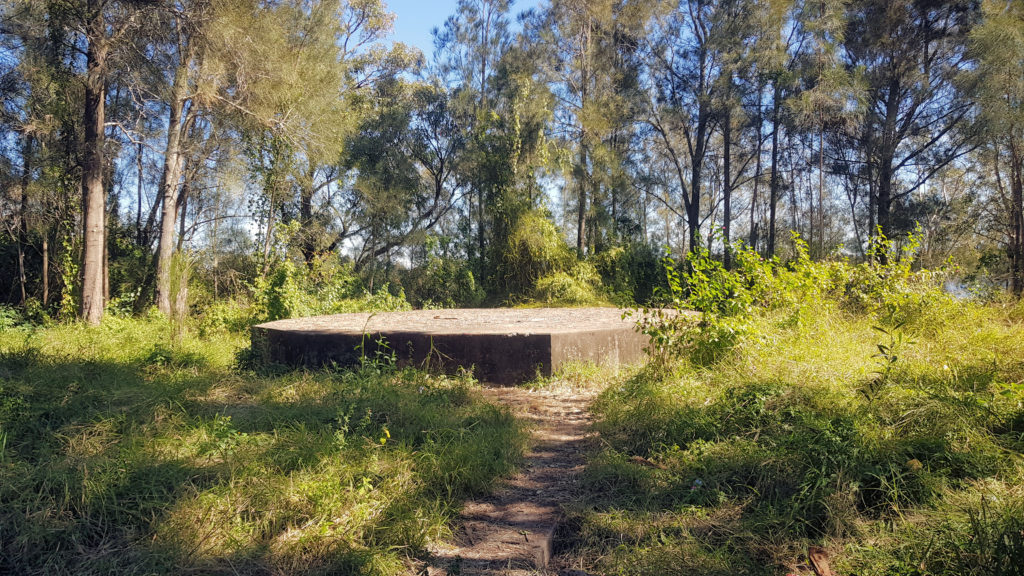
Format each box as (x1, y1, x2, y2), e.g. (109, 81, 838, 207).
(632, 231, 947, 367)
(403, 236, 484, 308)
(862, 319, 913, 402)
(532, 260, 607, 306)
(499, 209, 575, 297)
(0, 317, 526, 575)
(57, 231, 79, 322)
(571, 249, 1024, 575)
(252, 257, 409, 322)
(591, 243, 664, 305)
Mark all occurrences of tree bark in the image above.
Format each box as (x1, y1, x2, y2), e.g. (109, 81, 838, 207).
(818, 126, 825, 256)
(136, 141, 144, 242)
(723, 106, 732, 269)
(750, 103, 763, 251)
(767, 81, 781, 258)
(80, 0, 109, 325)
(18, 135, 32, 305)
(177, 177, 190, 252)
(1011, 139, 1023, 296)
(576, 145, 587, 255)
(42, 234, 49, 306)
(155, 61, 190, 315)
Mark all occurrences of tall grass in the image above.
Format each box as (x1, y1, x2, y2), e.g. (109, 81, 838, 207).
(567, 239, 1024, 575)
(0, 317, 526, 575)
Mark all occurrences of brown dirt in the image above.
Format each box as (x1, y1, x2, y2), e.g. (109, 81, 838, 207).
(421, 383, 600, 576)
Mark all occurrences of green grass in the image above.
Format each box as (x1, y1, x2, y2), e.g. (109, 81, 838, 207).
(0, 317, 527, 575)
(566, 297, 1024, 576)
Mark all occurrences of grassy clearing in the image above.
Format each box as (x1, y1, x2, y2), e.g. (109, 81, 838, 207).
(565, 295, 1024, 576)
(0, 318, 526, 575)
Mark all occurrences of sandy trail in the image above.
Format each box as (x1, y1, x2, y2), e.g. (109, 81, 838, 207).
(423, 384, 599, 576)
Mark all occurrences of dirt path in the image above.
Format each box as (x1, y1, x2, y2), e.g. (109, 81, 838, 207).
(423, 384, 599, 576)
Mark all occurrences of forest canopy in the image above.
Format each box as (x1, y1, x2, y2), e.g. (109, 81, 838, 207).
(1, 0, 1022, 322)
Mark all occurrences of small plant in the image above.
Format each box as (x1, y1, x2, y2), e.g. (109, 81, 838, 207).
(630, 240, 755, 365)
(198, 414, 248, 463)
(862, 319, 912, 402)
(356, 331, 397, 373)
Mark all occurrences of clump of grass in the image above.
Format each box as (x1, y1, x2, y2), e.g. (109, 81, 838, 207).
(570, 245, 1024, 575)
(523, 360, 629, 391)
(0, 317, 526, 575)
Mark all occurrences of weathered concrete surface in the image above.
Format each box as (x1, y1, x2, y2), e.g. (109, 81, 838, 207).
(251, 308, 648, 383)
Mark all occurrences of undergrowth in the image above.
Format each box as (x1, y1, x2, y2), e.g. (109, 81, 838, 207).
(0, 317, 526, 575)
(567, 233, 1024, 576)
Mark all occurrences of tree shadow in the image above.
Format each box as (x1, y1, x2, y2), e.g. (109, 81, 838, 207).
(0, 348, 525, 575)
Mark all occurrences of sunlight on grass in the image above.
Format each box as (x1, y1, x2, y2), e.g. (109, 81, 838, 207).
(0, 318, 526, 575)
(573, 287, 1024, 575)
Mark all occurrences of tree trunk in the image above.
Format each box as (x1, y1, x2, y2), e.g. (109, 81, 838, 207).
(767, 81, 781, 258)
(818, 126, 825, 256)
(155, 61, 190, 315)
(177, 178, 189, 252)
(876, 157, 893, 243)
(299, 169, 316, 266)
(723, 107, 732, 269)
(80, 0, 109, 325)
(750, 105, 763, 251)
(42, 234, 49, 306)
(18, 135, 32, 305)
(103, 209, 110, 304)
(1011, 139, 1023, 296)
(576, 145, 587, 255)
(688, 150, 702, 254)
(136, 141, 144, 242)
(476, 186, 485, 265)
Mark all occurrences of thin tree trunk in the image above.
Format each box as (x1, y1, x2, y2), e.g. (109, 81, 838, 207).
(476, 186, 485, 265)
(177, 178, 189, 252)
(818, 126, 825, 256)
(576, 145, 587, 254)
(1011, 139, 1023, 296)
(155, 60, 190, 315)
(790, 143, 799, 248)
(723, 107, 732, 269)
(42, 234, 49, 306)
(18, 135, 32, 305)
(103, 209, 109, 304)
(750, 105, 763, 251)
(877, 157, 893, 245)
(767, 81, 781, 257)
(80, 0, 109, 324)
(136, 141, 144, 242)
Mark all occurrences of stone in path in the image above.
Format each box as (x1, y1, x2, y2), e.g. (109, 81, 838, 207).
(423, 384, 600, 576)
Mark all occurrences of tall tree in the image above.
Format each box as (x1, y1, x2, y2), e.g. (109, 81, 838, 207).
(434, 0, 513, 266)
(971, 0, 1024, 294)
(644, 0, 732, 253)
(842, 0, 976, 247)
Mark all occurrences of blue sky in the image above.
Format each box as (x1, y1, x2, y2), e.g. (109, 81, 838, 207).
(385, 0, 544, 57)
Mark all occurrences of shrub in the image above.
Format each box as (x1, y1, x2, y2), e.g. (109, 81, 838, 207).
(592, 243, 664, 305)
(252, 257, 409, 322)
(403, 236, 485, 308)
(500, 209, 574, 296)
(533, 261, 607, 306)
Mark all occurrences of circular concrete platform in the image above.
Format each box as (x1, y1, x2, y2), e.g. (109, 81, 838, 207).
(251, 308, 650, 383)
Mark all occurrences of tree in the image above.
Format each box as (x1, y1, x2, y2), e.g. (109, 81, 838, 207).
(971, 0, 1024, 293)
(434, 0, 513, 267)
(643, 0, 729, 253)
(842, 0, 976, 248)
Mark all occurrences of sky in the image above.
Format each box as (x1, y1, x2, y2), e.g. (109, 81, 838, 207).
(384, 0, 544, 58)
